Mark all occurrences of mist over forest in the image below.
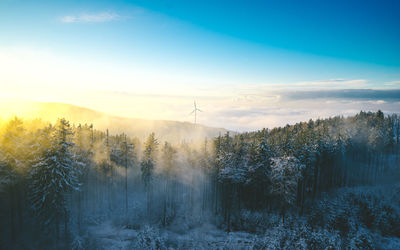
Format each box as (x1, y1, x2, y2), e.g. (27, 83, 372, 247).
(0, 102, 229, 143)
(2, 0, 400, 248)
(1, 110, 399, 249)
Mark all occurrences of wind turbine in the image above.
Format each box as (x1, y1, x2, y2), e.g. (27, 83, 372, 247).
(189, 101, 203, 124)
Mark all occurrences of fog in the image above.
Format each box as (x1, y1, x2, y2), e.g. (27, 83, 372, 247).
(0, 110, 400, 249)
(0, 101, 229, 143)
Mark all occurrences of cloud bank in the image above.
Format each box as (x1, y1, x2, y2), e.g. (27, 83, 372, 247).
(86, 87, 400, 132)
(60, 12, 122, 23)
(282, 89, 400, 101)
(1, 47, 399, 131)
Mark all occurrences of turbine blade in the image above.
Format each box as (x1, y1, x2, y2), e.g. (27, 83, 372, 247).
(197, 108, 203, 112)
(189, 110, 195, 115)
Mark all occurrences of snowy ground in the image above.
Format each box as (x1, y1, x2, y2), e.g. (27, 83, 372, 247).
(69, 185, 400, 249)
(85, 220, 258, 249)
(75, 219, 400, 250)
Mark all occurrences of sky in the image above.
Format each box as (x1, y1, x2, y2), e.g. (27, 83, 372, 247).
(0, 0, 399, 131)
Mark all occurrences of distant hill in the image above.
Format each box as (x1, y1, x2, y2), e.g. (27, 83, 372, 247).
(0, 101, 230, 143)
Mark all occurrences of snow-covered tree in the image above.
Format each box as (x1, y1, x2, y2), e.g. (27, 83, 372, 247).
(140, 133, 158, 214)
(160, 142, 177, 226)
(0, 151, 12, 192)
(1, 117, 28, 244)
(141, 133, 158, 187)
(1, 117, 26, 173)
(245, 134, 272, 209)
(218, 133, 247, 185)
(29, 118, 82, 241)
(270, 156, 305, 223)
(161, 142, 176, 178)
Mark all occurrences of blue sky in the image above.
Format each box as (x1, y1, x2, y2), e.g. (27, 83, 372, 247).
(0, 0, 399, 130)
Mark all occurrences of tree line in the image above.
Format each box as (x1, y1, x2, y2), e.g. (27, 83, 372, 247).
(0, 110, 399, 249)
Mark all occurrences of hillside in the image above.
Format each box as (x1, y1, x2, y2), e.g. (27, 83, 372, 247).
(0, 101, 229, 143)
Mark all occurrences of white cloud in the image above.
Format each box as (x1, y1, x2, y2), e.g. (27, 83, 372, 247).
(369, 100, 386, 105)
(1, 47, 399, 131)
(60, 12, 122, 23)
(256, 79, 368, 90)
(385, 80, 400, 86)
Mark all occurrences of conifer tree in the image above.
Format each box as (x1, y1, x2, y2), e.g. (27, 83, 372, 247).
(30, 118, 81, 244)
(140, 133, 158, 215)
(269, 156, 304, 224)
(160, 142, 177, 226)
(1, 117, 27, 243)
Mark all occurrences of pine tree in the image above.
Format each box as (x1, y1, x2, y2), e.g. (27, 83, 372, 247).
(0, 151, 11, 190)
(269, 156, 304, 224)
(1, 117, 27, 243)
(121, 134, 136, 215)
(140, 133, 158, 215)
(72, 124, 93, 233)
(160, 142, 177, 226)
(29, 118, 81, 244)
(247, 134, 272, 209)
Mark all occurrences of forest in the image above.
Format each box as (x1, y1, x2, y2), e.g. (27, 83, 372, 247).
(0, 110, 400, 249)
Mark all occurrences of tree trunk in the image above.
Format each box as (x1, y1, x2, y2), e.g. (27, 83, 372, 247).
(9, 185, 16, 245)
(299, 181, 305, 216)
(125, 164, 128, 217)
(312, 154, 320, 202)
(162, 180, 167, 227)
(78, 190, 82, 233)
(64, 208, 69, 249)
(56, 216, 60, 248)
(17, 184, 23, 234)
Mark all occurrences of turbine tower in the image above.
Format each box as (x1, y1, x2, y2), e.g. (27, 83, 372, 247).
(189, 101, 203, 124)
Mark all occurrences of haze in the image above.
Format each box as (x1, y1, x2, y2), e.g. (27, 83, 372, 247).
(1, 1, 400, 249)
(1, 0, 400, 131)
